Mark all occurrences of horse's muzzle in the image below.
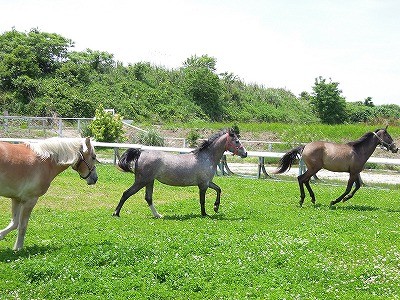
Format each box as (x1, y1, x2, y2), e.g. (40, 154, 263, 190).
(240, 151, 248, 158)
(86, 173, 98, 185)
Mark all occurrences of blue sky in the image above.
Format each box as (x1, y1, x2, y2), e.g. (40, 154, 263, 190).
(1, 0, 399, 105)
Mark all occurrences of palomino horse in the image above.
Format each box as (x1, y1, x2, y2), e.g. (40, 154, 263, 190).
(274, 127, 398, 206)
(0, 137, 98, 250)
(113, 128, 247, 218)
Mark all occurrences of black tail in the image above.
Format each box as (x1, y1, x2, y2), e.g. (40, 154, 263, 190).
(118, 148, 141, 173)
(273, 145, 304, 174)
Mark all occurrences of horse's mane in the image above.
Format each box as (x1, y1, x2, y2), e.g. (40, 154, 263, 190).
(192, 129, 231, 156)
(27, 138, 88, 165)
(346, 130, 377, 148)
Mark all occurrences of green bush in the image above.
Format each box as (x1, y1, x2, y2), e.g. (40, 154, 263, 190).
(186, 129, 200, 147)
(137, 129, 165, 146)
(88, 106, 124, 142)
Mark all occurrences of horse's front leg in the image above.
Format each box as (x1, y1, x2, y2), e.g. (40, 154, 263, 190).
(14, 197, 38, 251)
(330, 176, 356, 206)
(145, 181, 162, 218)
(342, 174, 362, 202)
(198, 185, 208, 217)
(0, 198, 21, 241)
(208, 181, 221, 213)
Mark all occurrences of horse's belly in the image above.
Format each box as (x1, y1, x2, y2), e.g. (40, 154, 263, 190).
(323, 161, 350, 172)
(156, 166, 215, 186)
(0, 170, 49, 199)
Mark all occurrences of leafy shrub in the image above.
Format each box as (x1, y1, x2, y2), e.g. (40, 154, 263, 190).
(186, 129, 200, 147)
(137, 129, 165, 146)
(88, 106, 124, 142)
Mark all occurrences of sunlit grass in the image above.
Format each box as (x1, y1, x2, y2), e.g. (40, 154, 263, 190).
(162, 122, 400, 144)
(0, 164, 399, 299)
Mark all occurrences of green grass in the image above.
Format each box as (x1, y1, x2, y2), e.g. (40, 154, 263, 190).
(0, 164, 400, 299)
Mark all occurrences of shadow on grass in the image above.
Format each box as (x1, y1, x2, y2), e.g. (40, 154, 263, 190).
(331, 204, 379, 211)
(0, 244, 59, 262)
(163, 213, 249, 221)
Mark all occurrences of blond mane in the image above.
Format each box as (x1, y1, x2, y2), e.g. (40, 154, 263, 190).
(27, 138, 88, 165)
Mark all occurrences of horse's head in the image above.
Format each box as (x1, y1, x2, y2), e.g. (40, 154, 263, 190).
(73, 137, 99, 184)
(225, 128, 248, 158)
(374, 127, 398, 153)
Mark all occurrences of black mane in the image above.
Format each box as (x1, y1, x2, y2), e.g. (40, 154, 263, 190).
(346, 129, 382, 148)
(192, 128, 233, 155)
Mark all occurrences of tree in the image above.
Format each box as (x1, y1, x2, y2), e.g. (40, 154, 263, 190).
(364, 97, 374, 107)
(182, 55, 223, 120)
(183, 55, 216, 71)
(311, 76, 347, 124)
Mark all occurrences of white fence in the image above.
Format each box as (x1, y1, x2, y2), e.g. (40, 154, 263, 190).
(0, 115, 92, 137)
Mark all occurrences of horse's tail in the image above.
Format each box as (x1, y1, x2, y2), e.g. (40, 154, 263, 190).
(118, 148, 141, 173)
(273, 145, 305, 174)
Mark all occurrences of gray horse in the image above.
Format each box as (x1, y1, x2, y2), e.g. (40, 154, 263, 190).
(113, 128, 247, 217)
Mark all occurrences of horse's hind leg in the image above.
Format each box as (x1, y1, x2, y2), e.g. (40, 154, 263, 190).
(0, 198, 21, 242)
(208, 181, 221, 213)
(113, 181, 146, 217)
(145, 181, 162, 218)
(297, 170, 314, 207)
(304, 180, 316, 205)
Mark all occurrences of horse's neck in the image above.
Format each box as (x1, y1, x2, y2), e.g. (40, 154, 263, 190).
(356, 136, 380, 160)
(46, 159, 72, 181)
(207, 135, 227, 164)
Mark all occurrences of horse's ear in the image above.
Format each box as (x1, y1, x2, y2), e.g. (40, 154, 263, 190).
(85, 137, 92, 152)
(385, 125, 388, 131)
(228, 128, 235, 137)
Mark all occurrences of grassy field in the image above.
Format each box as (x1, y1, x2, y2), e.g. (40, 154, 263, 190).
(0, 164, 399, 299)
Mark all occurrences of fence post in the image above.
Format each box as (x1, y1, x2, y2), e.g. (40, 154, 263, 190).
(77, 119, 81, 134)
(58, 119, 63, 137)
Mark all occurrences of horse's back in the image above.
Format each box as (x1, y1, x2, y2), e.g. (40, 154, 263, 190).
(0, 142, 50, 198)
(303, 141, 355, 172)
(0, 142, 36, 165)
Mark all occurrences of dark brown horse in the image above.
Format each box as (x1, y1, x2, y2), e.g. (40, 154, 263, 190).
(274, 127, 398, 206)
(113, 128, 247, 218)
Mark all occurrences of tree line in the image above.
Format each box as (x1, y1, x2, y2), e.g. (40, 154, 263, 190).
(1, 28, 399, 125)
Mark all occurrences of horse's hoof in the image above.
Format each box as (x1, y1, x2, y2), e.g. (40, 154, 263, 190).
(213, 205, 219, 213)
(112, 212, 120, 217)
